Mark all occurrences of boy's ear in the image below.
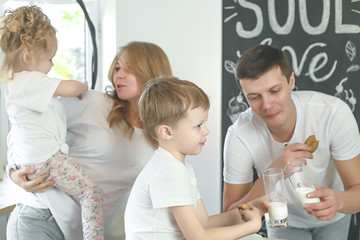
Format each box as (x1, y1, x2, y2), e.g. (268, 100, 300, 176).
(157, 125, 173, 140)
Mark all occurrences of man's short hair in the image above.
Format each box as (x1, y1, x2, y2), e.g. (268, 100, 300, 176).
(235, 44, 293, 87)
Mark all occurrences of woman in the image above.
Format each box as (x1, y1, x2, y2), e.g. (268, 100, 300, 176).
(7, 41, 173, 240)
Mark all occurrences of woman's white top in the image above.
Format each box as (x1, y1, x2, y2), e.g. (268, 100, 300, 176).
(8, 90, 154, 239)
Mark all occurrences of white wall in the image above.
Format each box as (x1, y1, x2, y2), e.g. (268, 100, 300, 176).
(113, 0, 222, 214)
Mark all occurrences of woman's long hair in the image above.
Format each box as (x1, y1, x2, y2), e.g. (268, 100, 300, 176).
(106, 41, 173, 147)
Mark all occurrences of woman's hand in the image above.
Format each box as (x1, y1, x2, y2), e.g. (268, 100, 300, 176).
(10, 168, 54, 193)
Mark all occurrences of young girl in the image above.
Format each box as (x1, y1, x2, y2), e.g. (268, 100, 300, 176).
(0, 5, 103, 240)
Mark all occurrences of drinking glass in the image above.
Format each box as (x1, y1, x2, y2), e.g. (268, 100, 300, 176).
(263, 168, 288, 228)
(284, 159, 320, 206)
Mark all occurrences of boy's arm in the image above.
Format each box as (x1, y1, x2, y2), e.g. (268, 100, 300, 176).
(170, 199, 261, 240)
(54, 80, 88, 97)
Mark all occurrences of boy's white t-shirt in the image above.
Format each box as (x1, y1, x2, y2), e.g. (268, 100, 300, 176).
(125, 147, 201, 240)
(5, 71, 65, 165)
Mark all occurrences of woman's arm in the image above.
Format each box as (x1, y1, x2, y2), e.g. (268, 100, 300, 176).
(10, 168, 54, 192)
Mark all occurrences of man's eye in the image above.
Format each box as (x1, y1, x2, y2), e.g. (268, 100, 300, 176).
(248, 96, 259, 101)
(271, 88, 280, 94)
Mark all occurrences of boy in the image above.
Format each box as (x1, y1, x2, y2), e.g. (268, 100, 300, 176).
(125, 76, 263, 239)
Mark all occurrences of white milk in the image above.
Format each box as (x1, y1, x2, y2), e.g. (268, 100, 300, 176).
(269, 202, 288, 220)
(296, 187, 321, 205)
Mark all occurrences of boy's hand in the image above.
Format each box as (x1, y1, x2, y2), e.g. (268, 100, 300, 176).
(238, 204, 262, 232)
(238, 204, 261, 222)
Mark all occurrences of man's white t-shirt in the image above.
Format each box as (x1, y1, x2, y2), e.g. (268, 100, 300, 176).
(224, 91, 360, 228)
(125, 147, 201, 240)
(5, 71, 65, 165)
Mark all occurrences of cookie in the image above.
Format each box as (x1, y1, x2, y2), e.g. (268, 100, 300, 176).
(237, 204, 251, 210)
(305, 135, 319, 153)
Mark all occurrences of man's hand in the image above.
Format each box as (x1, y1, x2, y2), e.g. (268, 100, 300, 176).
(304, 185, 343, 221)
(271, 142, 313, 170)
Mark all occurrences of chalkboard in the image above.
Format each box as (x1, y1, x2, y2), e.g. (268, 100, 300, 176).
(222, 1, 360, 238)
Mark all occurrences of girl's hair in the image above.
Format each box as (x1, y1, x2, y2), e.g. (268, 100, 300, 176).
(139, 76, 210, 140)
(106, 41, 173, 146)
(0, 5, 56, 80)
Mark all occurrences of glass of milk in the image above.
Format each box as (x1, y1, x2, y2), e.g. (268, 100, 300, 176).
(284, 159, 320, 206)
(263, 168, 288, 228)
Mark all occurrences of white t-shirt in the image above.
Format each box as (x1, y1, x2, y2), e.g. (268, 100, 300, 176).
(9, 90, 154, 239)
(125, 147, 201, 240)
(5, 71, 65, 165)
(224, 91, 360, 228)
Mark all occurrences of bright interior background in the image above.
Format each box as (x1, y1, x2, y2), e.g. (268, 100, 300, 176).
(0, 0, 223, 214)
(103, 0, 223, 215)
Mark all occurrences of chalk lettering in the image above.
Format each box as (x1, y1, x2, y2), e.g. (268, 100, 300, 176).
(299, 0, 330, 35)
(268, 0, 295, 35)
(236, 0, 263, 38)
(235, 0, 360, 37)
(283, 43, 337, 82)
(335, 0, 360, 33)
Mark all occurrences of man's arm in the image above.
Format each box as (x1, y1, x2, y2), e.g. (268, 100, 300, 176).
(335, 154, 360, 213)
(306, 154, 360, 220)
(223, 142, 312, 212)
(222, 182, 252, 212)
(223, 179, 268, 213)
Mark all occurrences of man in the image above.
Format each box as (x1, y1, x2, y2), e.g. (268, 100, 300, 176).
(222, 44, 360, 240)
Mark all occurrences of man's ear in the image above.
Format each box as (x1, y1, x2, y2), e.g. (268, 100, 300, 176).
(289, 72, 296, 90)
(157, 125, 173, 140)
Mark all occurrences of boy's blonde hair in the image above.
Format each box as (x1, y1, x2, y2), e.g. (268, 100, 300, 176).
(0, 4, 56, 80)
(139, 76, 210, 140)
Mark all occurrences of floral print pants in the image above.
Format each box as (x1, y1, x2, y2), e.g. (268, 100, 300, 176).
(24, 151, 104, 240)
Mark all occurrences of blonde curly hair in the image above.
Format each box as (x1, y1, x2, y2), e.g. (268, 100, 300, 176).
(0, 4, 56, 80)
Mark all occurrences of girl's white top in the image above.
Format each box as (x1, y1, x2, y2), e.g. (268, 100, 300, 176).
(5, 71, 66, 165)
